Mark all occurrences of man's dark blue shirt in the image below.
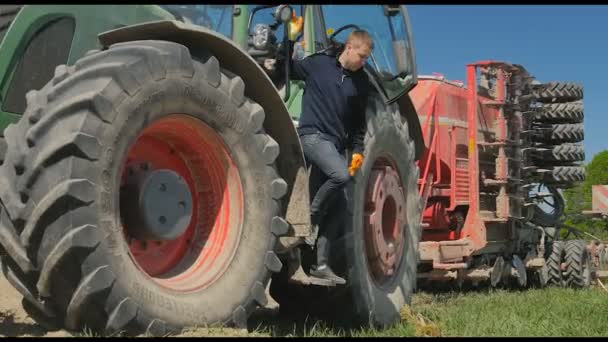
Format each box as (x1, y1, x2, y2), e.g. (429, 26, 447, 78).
(291, 53, 369, 154)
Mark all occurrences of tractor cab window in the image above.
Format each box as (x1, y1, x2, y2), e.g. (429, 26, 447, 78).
(247, 5, 304, 86)
(319, 5, 417, 102)
(3, 16, 75, 115)
(160, 5, 233, 38)
(312, 6, 328, 53)
(249, 5, 303, 42)
(247, 5, 303, 62)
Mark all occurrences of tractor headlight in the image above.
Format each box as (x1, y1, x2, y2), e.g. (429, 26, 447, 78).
(253, 24, 270, 50)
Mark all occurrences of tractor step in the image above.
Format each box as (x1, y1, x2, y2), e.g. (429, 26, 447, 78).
(308, 276, 338, 287)
(286, 260, 339, 287)
(288, 273, 338, 287)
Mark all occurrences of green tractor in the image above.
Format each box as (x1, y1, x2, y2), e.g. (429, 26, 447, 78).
(0, 5, 423, 335)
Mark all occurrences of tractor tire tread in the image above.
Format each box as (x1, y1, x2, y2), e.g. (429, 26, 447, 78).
(534, 101, 583, 123)
(545, 240, 564, 287)
(563, 239, 591, 288)
(534, 82, 583, 103)
(0, 40, 287, 336)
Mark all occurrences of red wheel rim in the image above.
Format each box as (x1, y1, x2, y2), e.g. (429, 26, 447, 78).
(364, 156, 406, 286)
(119, 114, 244, 292)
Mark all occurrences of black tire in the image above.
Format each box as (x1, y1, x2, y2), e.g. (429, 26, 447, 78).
(268, 272, 334, 319)
(534, 101, 583, 124)
(21, 297, 61, 332)
(0, 40, 287, 335)
(267, 270, 296, 315)
(344, 97, 421, 327)
(542, 166, 586, 185)
(534, 82, 583, 103)
(534, 123, 584, 144)
(267, 263, 317, 316)
(0, 5, 22, 44)
(563, 239, 591, 288)
(542, 240, 564, 287)
(533, 144, 585, 165)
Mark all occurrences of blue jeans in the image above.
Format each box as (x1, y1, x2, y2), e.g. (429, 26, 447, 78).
(300, 132, 350, 266)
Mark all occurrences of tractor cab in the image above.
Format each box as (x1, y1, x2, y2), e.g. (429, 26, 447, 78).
(243, 5, 419, 111)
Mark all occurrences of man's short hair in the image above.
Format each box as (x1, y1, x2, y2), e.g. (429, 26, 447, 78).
(346, 30, 374, 50)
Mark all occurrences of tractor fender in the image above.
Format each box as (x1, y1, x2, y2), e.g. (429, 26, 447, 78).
(98, 20, 311, 231)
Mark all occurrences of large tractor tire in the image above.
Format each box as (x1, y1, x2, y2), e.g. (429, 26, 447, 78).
(534, 101, 583, 124)
(534, 82, 583, 103)
(533, 144, 585, 165)
(542, 240, 564, 287)
(563, 239, 591, 288)
(543, 166, 586, 185)
(535, 123, 584, 144)
(343, 96, 421, 327)
(0, 40, 288, 336)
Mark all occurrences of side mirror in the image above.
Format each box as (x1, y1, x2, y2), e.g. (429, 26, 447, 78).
(274, 5, 295, 102)
(384, 5, 401, 17)
(393, 40, 409, 74)
(274, 5, 293, 23)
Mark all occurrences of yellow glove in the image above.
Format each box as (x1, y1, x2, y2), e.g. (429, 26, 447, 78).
(349, 153, 364, 176)
(288, 13, 304, 41)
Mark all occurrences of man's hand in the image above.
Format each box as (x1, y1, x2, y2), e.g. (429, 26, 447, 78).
(263, 58, 277, 72)
(349, 153, 364, 176)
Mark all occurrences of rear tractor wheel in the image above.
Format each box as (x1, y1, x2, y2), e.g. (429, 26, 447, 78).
(344, 97, 421, 327)
(0, 40, 288, 335)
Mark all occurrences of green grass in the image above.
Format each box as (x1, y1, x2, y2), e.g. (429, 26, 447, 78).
(63, 287, 608, 337)
(246, 286, 608, 337)
(412, 287, 608, 337)
(247, 314, 417, 338)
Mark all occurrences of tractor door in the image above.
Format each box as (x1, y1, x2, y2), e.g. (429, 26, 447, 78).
(314, 5, 417, 104)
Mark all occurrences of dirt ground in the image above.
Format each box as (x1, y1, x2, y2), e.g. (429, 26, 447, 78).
(0, 275, 70, 337)
(0, 274, 278, 337)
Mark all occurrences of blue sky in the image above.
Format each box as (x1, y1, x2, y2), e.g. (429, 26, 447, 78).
(407, 5, 607, 162)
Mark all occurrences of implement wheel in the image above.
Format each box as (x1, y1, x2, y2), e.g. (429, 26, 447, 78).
(564, 240, 591, 288)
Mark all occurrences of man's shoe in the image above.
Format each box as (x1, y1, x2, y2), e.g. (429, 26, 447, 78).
(310, 264, 346, 285)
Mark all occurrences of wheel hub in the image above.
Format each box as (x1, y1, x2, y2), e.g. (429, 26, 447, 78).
(119, 114, 244, 290)
(121, 165, 193, 241)
(365, 163, 406, 284)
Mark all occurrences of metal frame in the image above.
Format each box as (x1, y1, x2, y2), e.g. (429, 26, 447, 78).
(418, 60, 527, 269)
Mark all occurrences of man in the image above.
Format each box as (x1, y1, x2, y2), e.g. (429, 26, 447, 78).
(266, 30, 373, 284)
